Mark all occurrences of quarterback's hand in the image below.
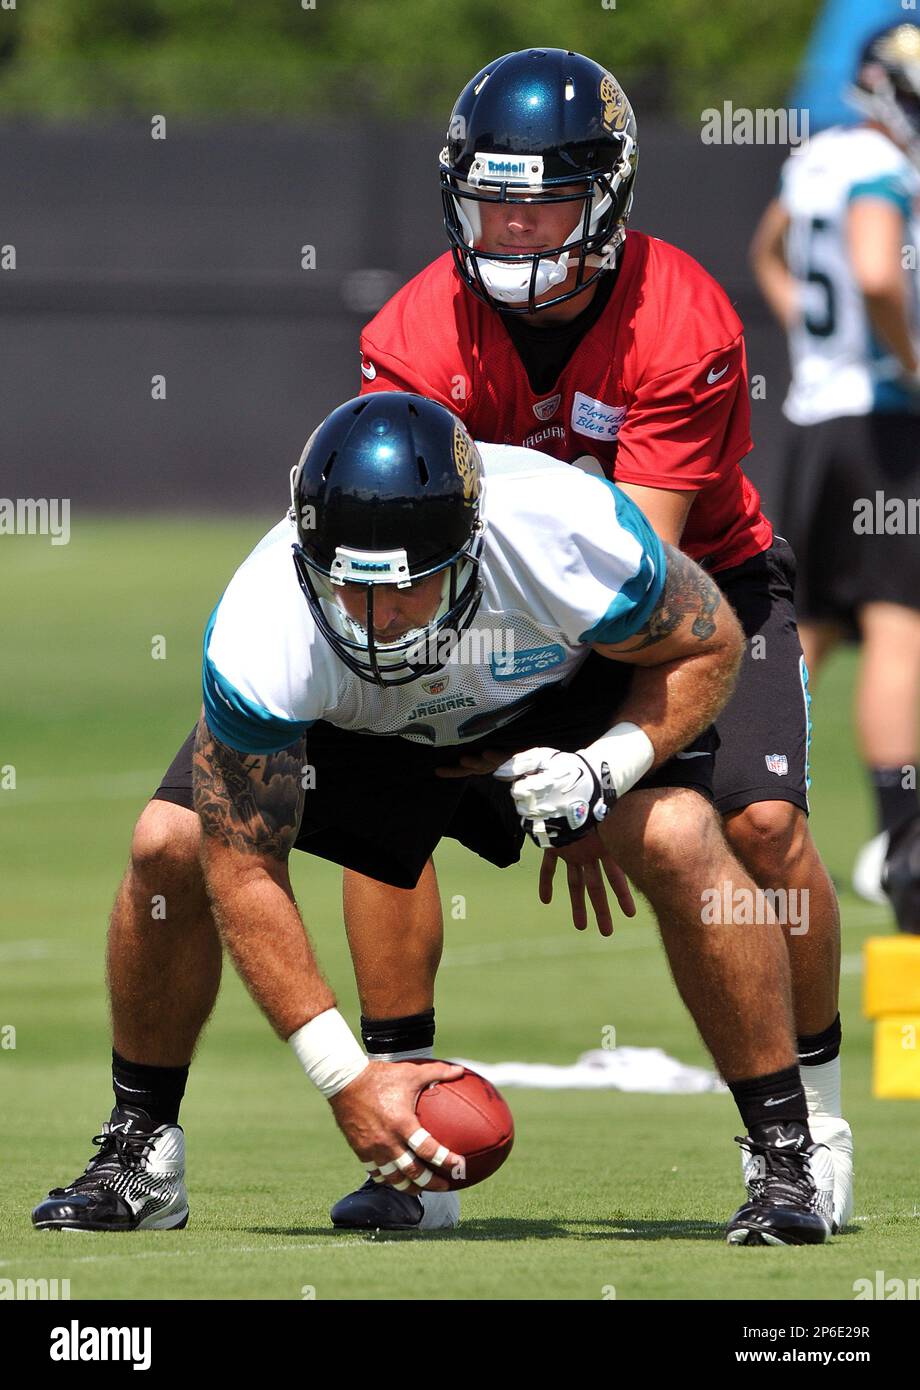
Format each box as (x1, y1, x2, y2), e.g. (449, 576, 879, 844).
(493, 747, 617, 848)
(328, 1059, 466, 1194)
(539, 834, 636, 938)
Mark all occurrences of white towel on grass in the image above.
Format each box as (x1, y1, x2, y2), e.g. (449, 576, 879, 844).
(456, 1047, 727, 1094)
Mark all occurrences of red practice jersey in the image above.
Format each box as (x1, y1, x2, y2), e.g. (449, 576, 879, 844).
(359, 231, 772, 573)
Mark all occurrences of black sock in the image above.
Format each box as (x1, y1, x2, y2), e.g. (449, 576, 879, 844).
(797, 1012, 841, 1068)
(361, 1009, 435, 1055)
(728, 1066, 810, 1138)
(112, 1049, 189, 1126)
(870, 766, 919, 837)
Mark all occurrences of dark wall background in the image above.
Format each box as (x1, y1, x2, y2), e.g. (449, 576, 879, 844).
(0, 121, 792, 519)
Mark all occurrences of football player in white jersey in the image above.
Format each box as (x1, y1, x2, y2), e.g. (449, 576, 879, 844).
(33, 393, 836, 1246)
(751, 21, 920, 933)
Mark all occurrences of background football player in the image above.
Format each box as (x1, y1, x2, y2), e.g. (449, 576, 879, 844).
(33, 392, 833, 1246)
(751, 21, 920, 936)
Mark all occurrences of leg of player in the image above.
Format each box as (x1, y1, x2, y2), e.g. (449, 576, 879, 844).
(330, 859, 460, 1233)
(722, 801, 850, 1231)
(32, 801, 219, 1231)
(796, 619, 843, 683)
(602, 787, 832, 1246)
(856, 602, 920, 933)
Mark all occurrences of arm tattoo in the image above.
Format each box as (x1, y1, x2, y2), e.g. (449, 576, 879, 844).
(192, 718, 306, 860)
(625, 544, 721, 651)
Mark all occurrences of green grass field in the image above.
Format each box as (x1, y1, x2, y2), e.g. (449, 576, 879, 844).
(2, 519, 919, 1301)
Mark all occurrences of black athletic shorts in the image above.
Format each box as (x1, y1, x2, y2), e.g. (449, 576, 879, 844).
(779, 411, 920, 637)
(709, 536, 811, 817)
(154, 652, 716, 889)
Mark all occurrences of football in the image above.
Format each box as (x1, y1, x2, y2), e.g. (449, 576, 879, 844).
(416, 1066, 514, 1190)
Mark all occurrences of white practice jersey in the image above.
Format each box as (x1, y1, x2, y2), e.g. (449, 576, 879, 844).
(778, 125, 920, 425)
(202, 444, 665, 754)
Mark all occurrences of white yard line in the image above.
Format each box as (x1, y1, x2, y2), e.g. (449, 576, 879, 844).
(0, 940, 85, 963)
(0, 1243, 373, 1268)
(0, 770, 163, 807)
(440, 932, 651, 968)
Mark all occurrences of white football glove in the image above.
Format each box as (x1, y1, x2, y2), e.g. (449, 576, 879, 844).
(493, 747, 617, 849)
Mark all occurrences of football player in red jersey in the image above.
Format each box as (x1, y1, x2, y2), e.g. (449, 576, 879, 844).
(343, 49, 852, 1238)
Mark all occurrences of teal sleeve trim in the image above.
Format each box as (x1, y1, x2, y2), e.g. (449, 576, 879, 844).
(202, 605, 312, 754)
(578, 482, 667, 645)
(848, 174, 912, 219)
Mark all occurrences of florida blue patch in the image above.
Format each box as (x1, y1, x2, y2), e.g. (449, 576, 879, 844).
(491, 644, 566, 680)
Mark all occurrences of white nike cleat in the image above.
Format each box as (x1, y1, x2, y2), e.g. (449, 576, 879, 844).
(730, 1134, 831, 1245)
(853, 831, 890, 907)
(807, 1115, 854, 1232)
(740, 1124, 850, 1232)
(32, 1106, 188, 1232)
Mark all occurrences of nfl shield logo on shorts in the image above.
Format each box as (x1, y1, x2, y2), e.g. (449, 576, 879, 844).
(765, 753, 788, 776)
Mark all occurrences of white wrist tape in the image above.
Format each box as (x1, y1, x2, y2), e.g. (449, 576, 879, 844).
(288, 1008, 369, 1099)
(580, 722, 655, 800)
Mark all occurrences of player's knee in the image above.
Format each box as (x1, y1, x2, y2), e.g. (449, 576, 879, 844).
(633, 791, 721, 884)
(725, 801, 805, 878)
(129, 800, 202, 895)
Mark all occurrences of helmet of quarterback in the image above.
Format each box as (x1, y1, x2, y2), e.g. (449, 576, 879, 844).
(289, 392, 484, 686)
(850, 21, 920, 167)
(439, 47, 638, 314)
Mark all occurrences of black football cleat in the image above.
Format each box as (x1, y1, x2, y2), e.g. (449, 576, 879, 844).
(331, 1177, 460, 1231)
(32, 1106, 188, 1232)
(727, 1130, 832, 1246)
(882, 811, 920, 934)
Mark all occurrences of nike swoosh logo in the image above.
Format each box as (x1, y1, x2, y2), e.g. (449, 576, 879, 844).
(675, 750, 710, 759)
(707, 364, 729, 384)
(764, 1093, 798, 1106)
(771, 1137, 801, 1148)
(360, 358, 377, 380)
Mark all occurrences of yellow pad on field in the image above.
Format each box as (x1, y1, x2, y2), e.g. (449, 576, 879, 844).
(862, 935, 920, 1018)
(873, 1015, 920, 1099)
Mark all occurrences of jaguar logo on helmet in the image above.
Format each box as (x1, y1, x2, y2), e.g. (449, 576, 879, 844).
(600, 72, 630, 134)
(453, 423, 481, 504)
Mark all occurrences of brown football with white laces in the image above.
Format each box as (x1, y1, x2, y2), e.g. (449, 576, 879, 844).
(416, 1066, 514, 1190)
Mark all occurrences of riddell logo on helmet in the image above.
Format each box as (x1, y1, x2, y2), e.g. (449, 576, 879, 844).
(486, 159, 527, 176)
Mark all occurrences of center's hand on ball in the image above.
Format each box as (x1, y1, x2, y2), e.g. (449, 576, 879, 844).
(328, 1059, 465, 1194)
